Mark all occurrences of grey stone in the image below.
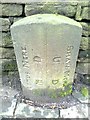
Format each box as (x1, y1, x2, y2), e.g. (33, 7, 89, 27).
(81, 7, 90, 20)
(0, 48, 15, 59)
(80, 22, 90, 37)
(82, 30, 90, 37)
(11, 14, 82, 103)
(2, 97, 12, 113)
(57, 4, 77, 17)
(0, 47, 2, 59)
(0, 74, 2, 85)
(2, 71, 21, 91)
(0, 4, 2, 17)
(1, 4, 23, 16)
(82, 74, 90, 85)
(14, 17, 24, 23)
(0, 86, 19, 117)
(80, 37, 90, 50)
(25, 3, 76, 17)
(0, 18, 10, 32)
(9, 17, 14, 25)
(0, 32, 13, 47)
(78, 1, 90, 7)
(0, 59, 2, 76)
(72, 84, 90, 103)
(78, 50, 90, 59)
(0, 32, 2, 47)
(75, 5, 90, 21)
(60, 103, 89, 118)
(9, 102, 59, 118)
(82, 31, 89, 37)
(1, 95, 89, 118)
(2, 59, 18, 72)
(25, 3, 58, 16)
(76, 63, 90, 74)
(68, 2, 78, 6)
(75, 5, 82, 21)
(80, 22, 89, 31)
(78, 58, 90, 63)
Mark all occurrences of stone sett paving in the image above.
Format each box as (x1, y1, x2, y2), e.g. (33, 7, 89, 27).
(0, 84, 90, 119)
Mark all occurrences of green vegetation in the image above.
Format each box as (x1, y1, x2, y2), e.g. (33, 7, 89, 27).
(81, 87, 88, 97)
(33, 83, 72, 98)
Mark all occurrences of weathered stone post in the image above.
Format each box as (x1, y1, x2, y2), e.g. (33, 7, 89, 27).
(11, 14, 82, 103)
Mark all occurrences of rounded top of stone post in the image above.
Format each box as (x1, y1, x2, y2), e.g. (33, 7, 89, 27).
(11, 14, 82, 28)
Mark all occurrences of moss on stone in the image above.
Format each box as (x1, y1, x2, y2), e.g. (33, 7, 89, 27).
(58, 84, 72, 97)
(50, 92, 57, 99)
(32, 83, 72, 98)
(2, 59, 18, 71)
(81, 86, 88, 97)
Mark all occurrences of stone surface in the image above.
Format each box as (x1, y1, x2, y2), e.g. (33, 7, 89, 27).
(80, 37, 90, 50)
(0, 18, 10, 32)
(15, 104, 59, 118)
(80, 22, 89, 32)
(0, 86, 19, 118)
(14, 17, 24, 23)
(0, 16, 2, 32)
(11, 14, 82, 103)
(2, 71, 21, 91)
(25, 3, 58, 16)
(0, 4, 2, 18)
(72, 91, 90, 104)
(82, 74, 90, 85)
(76, 63, 90, 74)
(0, 47, 2, 59)
(0, 2, 90, 119)
(0, 65, 2, 79)
(2, 59, 18, 72)
(82, 30, 90, 37)
(75, 5, 82, 21)
(78, 1, 90, 7)
(1, 4, 23, 16)
(0, 91, 89, 118)
(78, 58, 90, 63)
(80, 22, 90, 37)
(60, 103, 89, 118)
(0, 32, 13, 47)
(0, 48, 15, 59)
(75, 5, 90, 21)
(73, 82, 90, 102)
(25, 3, 76, 17)
(0, 32, 2, 47)
(0, 75, 89, 119)
(81, 7, 90, 20)
(78, 50, 90, 59)
(56, 4, 77, 17)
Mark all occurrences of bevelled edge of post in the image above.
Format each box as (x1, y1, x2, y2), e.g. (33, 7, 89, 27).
(10, 14, 82, 29)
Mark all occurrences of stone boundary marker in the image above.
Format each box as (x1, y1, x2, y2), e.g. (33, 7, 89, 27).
(0, 2, 90, 118)
(11, 14, 82, 103)
(0, 1, 90, 92)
